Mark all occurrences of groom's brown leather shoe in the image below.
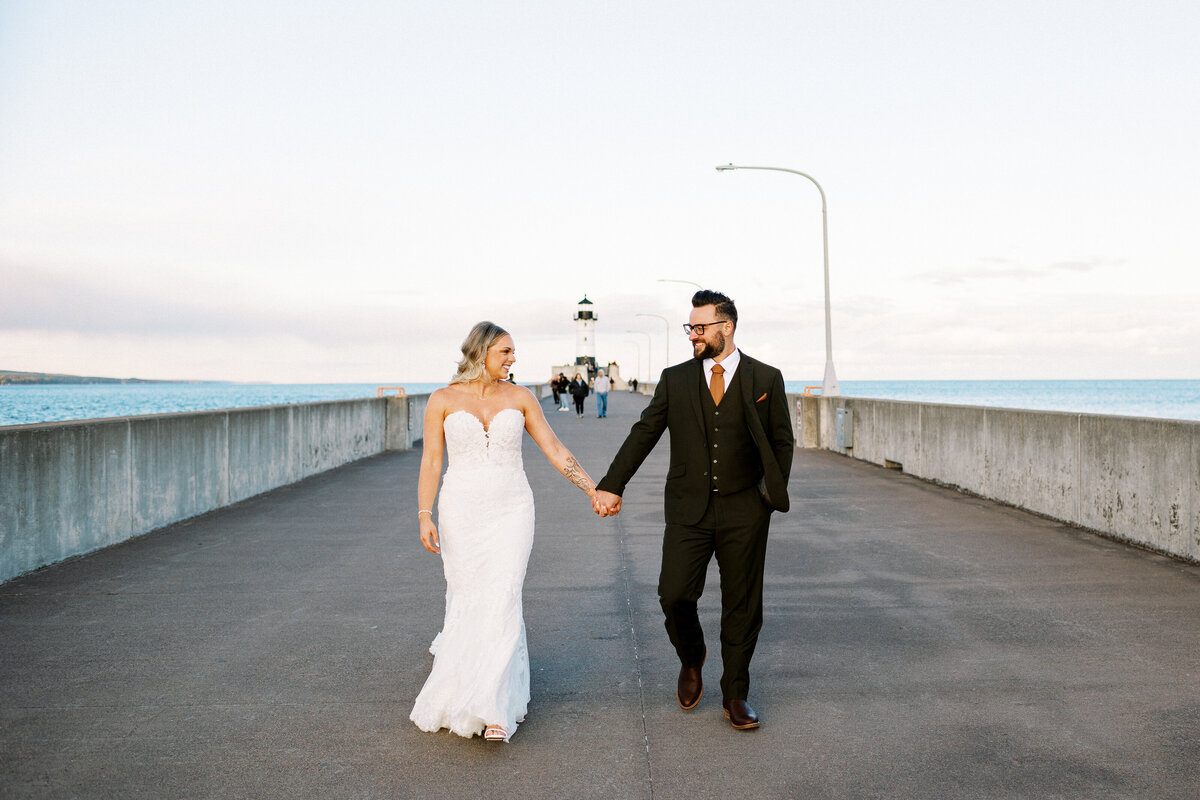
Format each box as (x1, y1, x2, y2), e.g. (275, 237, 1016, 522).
(676, 655, 704, 710)
(722, 699, 760, 730)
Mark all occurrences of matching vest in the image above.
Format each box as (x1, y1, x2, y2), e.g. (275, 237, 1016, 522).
(700, 367, 763, 496)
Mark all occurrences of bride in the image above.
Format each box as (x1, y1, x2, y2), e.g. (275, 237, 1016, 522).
(410, 321, 598, 743)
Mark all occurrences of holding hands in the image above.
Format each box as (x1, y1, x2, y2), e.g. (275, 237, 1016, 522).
(592, 490, 622, 517)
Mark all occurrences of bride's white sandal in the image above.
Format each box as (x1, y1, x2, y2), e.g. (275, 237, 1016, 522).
(483, 725, 507, 742)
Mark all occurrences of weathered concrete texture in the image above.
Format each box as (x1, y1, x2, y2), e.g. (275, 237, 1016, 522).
(797, 391, 819, 448)
(1077, 414, 1198, 559)
(385, 394, 429, 452)
(226, 405, 297, 502)
(980, 407, 1080, 522)
(0, 399, 390, 583)
(805, 396, 1200, 563)
(0, 422, 135, 580)
(129, 411, 230, 534)
(3, 391, 1200, 799)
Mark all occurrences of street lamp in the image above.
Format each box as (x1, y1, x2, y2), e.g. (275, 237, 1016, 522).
(623, 339, 642, 385)
(716, 164, 840, 396)
(655, 283, 703, 371)
(637, 313, 670, 372)
(626, 330, 652, 382)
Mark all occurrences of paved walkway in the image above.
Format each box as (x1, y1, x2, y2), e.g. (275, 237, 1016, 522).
(3, 391, 1200, 799)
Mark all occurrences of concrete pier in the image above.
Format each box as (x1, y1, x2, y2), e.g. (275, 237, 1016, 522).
(3, 391, 1200, 798)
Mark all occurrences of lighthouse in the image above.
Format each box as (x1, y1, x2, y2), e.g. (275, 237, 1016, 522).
(574, 295, 596, 372)
(548, 294, 627, 390)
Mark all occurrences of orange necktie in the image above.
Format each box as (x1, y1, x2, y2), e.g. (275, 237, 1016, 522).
(709, 363, 725, 405)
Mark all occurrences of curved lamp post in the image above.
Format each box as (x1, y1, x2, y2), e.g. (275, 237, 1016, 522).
(623, 339, 642, 385)
(626, 330, 652, 382)
(637, 313, 670, 372)
(715, 164, 840, 396)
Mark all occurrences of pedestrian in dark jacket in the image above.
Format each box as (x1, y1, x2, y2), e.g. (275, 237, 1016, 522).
(554, 373, 570, 411)
(569, 374, 589, 417)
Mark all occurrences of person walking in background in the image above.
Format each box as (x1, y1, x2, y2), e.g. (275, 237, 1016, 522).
(568, 373, 589, 418)
(591, 290, 794, 731)
(554, 373, 570, 412)
(549, 371, 562, 408)
(411, 321, 599, 743)
(594, 369, 611, 418)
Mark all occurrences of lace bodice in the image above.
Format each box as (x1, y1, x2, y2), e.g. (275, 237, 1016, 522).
(443, 408, 526, 471)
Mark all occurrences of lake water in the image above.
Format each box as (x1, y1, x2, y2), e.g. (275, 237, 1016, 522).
(0, 383, 442, 427)
(2, 379, 1199, 427)
(799, 379, 1200, 422)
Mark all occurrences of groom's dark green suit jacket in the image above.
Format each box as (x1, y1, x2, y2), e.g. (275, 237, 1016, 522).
(597, 353, 794, 526)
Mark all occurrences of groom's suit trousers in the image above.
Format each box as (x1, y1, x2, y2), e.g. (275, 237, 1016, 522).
(659, 484, 771, 700)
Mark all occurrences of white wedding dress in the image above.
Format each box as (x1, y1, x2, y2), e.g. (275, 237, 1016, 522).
(410, 408, 535, 742)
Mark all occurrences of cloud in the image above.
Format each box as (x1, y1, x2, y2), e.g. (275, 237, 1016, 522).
(0, 259, 675, 381)
(915, 256, 1122, 287)
(0, 258, 404, 345)
(831, 289, 1200, 379)
(1048, 259, 1116, 272)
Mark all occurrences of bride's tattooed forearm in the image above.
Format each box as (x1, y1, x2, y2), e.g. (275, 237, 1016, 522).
(563, 456, 595, 494)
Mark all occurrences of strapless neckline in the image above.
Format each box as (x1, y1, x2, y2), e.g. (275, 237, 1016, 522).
(446, 407, 523, 435)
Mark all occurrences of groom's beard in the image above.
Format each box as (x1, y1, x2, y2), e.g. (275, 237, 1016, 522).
(692, 332, 726, 360)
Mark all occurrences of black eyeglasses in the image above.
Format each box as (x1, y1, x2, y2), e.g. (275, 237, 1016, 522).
(682, 320, 728, 336)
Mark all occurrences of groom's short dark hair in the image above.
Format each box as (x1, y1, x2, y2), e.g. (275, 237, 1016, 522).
(691, 290, 737, 330)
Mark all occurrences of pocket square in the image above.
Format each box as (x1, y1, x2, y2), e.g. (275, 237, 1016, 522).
(756, 393, 767, 402)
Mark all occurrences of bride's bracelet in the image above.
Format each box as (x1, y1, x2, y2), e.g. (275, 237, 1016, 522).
(418, 509, 433, 516)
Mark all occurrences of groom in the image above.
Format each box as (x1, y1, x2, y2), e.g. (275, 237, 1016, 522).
(592, 290, 794, 730)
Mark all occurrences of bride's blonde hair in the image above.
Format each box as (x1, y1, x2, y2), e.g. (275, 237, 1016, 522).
(451, 321, 510, 385)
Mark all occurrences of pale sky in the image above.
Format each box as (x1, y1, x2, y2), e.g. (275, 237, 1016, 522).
(2, 0, 1197, 384)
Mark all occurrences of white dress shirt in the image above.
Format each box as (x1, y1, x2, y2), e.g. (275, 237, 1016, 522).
(702, 348, 741, 392)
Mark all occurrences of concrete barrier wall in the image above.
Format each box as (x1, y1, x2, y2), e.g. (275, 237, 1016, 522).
(0, 386, 622, 582)
(10, 388, 1195, 581)
(0, 397, 421, 583)
(800, 395, 1200, 563)
(385, 394, 432, 451)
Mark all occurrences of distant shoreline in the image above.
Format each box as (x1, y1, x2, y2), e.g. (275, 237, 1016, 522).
(0, 370, 222, 386)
